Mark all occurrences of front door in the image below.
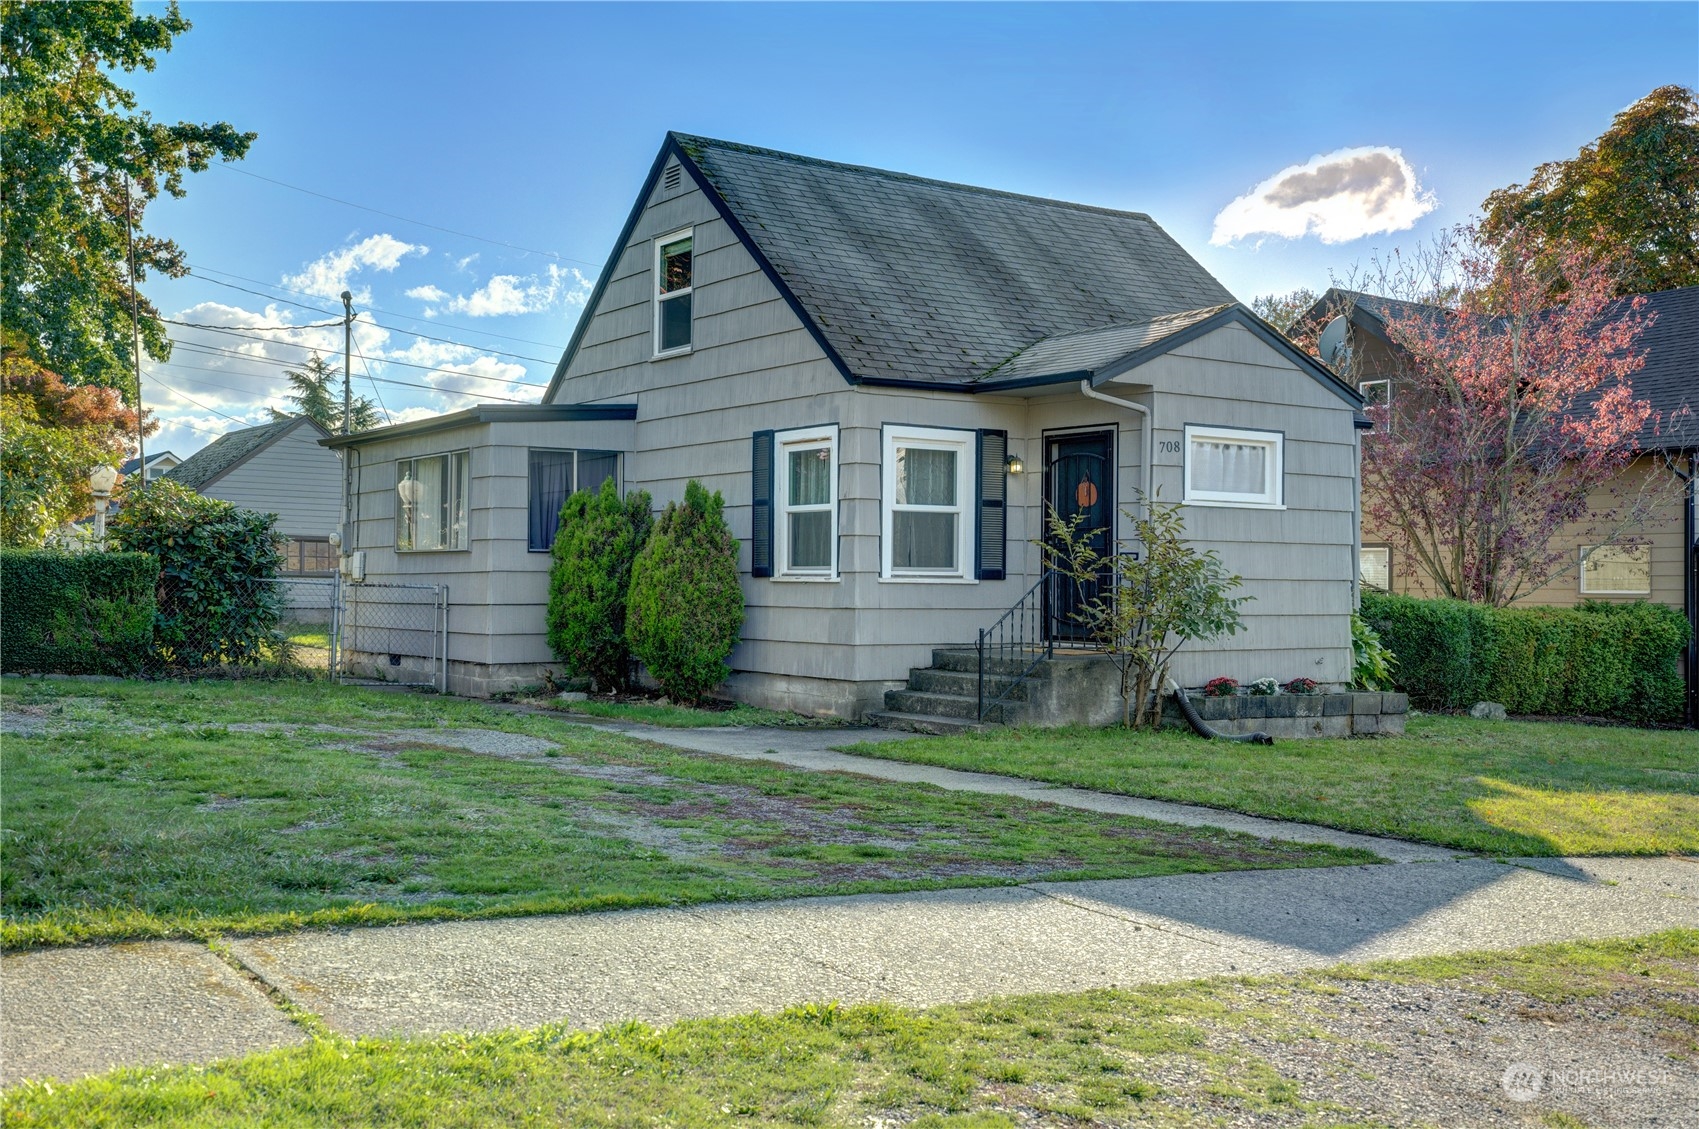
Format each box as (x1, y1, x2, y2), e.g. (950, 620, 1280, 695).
(1044, 430, 1114, 642)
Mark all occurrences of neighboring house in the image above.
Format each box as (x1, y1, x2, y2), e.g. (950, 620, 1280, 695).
(120, 450, 180, 482)
(327, 133, 1367, 714)
(1296, 286, 1697, 722)
(166, 416, 343, 578)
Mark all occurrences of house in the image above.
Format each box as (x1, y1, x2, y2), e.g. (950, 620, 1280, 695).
(165, 415, 343, 580)
(326, 134, 1368, 717)
(1295, 286, 1696, 723)
(120, 450, 180, 482)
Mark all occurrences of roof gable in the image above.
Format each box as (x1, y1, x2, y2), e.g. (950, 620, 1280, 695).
(547, 133, 1242, 399)
(165, 416, 330, 492)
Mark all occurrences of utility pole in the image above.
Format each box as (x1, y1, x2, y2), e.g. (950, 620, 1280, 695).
(125, 174, 147, 489)
(341, 290, 354, 435)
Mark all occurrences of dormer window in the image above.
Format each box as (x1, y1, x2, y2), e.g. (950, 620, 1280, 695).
(655, 229, 693, 355)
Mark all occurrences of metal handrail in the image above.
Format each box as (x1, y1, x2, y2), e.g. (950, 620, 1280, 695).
(976, 571, 1055, 722)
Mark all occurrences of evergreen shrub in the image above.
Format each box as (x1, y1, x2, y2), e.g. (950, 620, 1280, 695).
(1360, 591, 1688, 724)
(0, 550, 158, 674)
(546, 478, 653, 691)
(108, 480, 286, 669)
(625, 480, 744, 705)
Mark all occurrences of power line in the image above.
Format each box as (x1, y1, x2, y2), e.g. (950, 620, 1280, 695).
(150, 352, 531, 404)
(167, 325, 547, 389)
(186, 263, 568, 349)
(166, 316, 346, 332)
(350, 334, 393, 426)
(211, 163, 598, 267)
(144, 373, 249, 423)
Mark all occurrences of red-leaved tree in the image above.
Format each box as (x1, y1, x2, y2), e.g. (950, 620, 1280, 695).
(1360, 225, 1660, 605)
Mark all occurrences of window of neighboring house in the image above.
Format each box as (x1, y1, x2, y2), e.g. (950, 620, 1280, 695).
(282, 537, 337, 576)
(1580, 543, 1651, 595)
(1360, 545, 1391, 591)
(1359, 379, 1392, 432)
(654, 229, 693, 355)
(527, 448, 620, 552)
(774, 426, 838, 577)
(882, 426, 974, 579)
(1183, 425, 1284, 508)
(396, 451, 470, 551)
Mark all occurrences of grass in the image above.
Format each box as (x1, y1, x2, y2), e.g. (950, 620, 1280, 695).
(280, 626, 329, 650)
(0, 678, 1371, 948)
(840, 714, 1699, 856)
(6, 930, 1694, 1127)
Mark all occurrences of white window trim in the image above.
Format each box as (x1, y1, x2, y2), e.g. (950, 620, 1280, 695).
(881, 425, 975, 581)
(1579, 543, 1651, 595)
(773, 425, 839, 580)
(1359, 379, 1393, 434)
(1183, 424, 1284, 509)
(653, 227, 694, 358)
(396, 450, 471, 553)
(1359, 545, 1391, 591)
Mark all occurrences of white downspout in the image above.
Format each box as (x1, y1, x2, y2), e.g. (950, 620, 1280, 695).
(1078, 379, 1153, 523)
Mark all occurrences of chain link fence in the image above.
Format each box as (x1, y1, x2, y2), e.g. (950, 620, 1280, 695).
(135, 575, 448, 692)
(336, 581, 449, 692)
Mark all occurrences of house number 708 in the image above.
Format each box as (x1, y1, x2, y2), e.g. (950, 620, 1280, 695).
(1158, 440, 1182, 454)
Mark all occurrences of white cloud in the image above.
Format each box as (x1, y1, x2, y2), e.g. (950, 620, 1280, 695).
(284, 234, 428, 300)
(1211, 146, 1437, 246)
(413, 264, 593, 318)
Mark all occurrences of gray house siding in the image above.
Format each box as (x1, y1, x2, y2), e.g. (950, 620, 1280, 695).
(200, 423, 342, 539)
(340, 417, 632, 693)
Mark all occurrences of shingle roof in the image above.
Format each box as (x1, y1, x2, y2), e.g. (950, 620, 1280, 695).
(165, 417, 324, 491)
(1628, 286, 1698, 451)
(119, 451, 177, 476)
(989, 305, 1233, 382)
(1319, 286, 1698, 452)
(672, 134, 1238, 386)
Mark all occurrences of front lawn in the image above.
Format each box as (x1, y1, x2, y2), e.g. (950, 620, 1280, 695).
(841, 714, 1699, 856)
(0, 679, 1370, 948)
(7, 930, 1695, 1127)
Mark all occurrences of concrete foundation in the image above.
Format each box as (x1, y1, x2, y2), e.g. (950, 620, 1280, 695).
(1162, 690, 1408, 738)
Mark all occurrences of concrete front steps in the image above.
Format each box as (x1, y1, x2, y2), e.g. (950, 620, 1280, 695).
(867, 648, 1047, 734)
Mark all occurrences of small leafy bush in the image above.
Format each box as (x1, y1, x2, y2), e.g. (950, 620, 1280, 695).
(1360, 591, 1688, 724)
(1203, 677, 1239, 697)
(1282, 677, 1319, 695)
(625, 480, 744, 705)
(547, 479, 653, 691)
(0, 550, 158, 674)
(1351, 611, 1398, 691)
(1247, 677, 1278, 696)
(108, 480, 286, 669)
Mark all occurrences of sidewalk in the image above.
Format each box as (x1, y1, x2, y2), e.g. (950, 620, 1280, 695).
(6, 855, 1696, 1084)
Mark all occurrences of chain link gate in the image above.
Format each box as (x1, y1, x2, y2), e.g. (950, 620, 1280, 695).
(334, 581, 449, 692)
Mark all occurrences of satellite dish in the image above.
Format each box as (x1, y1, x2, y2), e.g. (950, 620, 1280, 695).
(1317, 315, 1350, 367)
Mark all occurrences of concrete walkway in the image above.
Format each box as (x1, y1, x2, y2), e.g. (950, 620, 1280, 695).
(5, 856, 1696, 1084)
(532, 715, 1457, 863)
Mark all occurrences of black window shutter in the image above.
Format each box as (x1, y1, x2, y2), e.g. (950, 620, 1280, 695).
(751, 430, 775, 577)
(976, 429, 1007, 580)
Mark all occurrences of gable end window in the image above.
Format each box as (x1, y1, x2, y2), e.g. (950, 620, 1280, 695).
(1183, 424, 1283, 509)
(654, 229, 693, 355)
(1580, 544, 1650, 595)
(397, 451, 470, 551)
(882, 426, 976, 580)
(1359, 379, 1392, 433)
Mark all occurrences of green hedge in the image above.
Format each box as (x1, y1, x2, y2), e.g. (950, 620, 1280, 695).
(0, 550, 159, 675)
(1360, 591, 1690, 725)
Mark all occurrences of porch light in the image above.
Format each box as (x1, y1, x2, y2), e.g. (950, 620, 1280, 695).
(88, 464, 119, 543)
(1006, 452, 1025, 475)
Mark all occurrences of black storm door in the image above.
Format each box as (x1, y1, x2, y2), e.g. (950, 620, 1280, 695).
(1044, 431, 1113, 642)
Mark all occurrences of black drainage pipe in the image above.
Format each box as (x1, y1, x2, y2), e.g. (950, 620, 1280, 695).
(1171, 685, 1274, 745)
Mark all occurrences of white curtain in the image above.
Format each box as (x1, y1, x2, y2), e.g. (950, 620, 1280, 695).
(1192, 440, 1266, 496)
(893, 446, 957, 569)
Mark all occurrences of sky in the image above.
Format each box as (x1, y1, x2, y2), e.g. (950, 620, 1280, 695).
(126, 1, 1698, 459)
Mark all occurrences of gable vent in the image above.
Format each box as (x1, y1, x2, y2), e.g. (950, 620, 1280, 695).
(662, 164, 683, 191)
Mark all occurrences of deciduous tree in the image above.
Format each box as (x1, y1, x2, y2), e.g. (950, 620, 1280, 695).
(1, 1, 254, 389)
(1360, 225, 1659, 606)
(1482, 85, 1699, 295)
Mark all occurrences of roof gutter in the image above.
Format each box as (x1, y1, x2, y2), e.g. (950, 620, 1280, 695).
(1078, 379, 1153, 522)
